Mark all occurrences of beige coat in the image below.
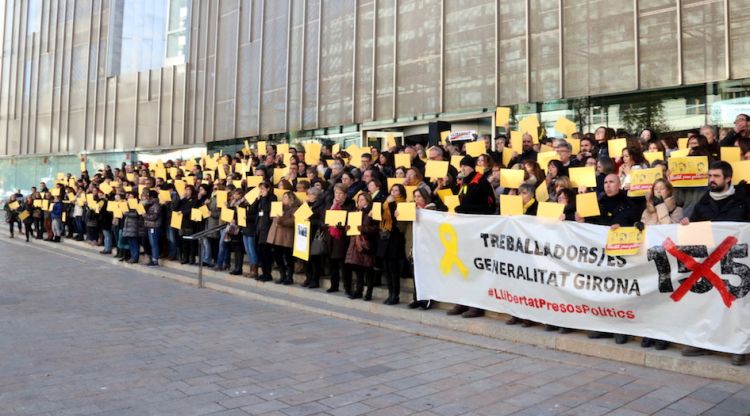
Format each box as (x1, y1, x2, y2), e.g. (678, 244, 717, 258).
(641, 196, 684, 225)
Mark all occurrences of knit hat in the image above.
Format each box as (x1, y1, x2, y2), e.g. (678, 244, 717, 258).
(459, 155, 476, 169)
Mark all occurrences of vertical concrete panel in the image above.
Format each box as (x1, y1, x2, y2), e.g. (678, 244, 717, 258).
(302, 0, 319, 129)
(638, 0, 679, 89)
(682, 0, 726, 84)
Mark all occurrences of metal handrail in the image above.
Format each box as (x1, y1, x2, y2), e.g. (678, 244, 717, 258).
(180, 223, 228, 288)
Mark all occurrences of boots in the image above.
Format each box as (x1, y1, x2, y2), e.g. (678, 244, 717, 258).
(245, 264, 258, 279)
(282, 269, 294, 285)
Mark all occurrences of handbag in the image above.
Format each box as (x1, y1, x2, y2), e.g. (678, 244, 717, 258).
(310, 229, 330, 256)
(354, 234, 372, 254)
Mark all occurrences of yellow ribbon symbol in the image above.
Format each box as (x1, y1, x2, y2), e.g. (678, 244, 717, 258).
(438, 222, 468, 278)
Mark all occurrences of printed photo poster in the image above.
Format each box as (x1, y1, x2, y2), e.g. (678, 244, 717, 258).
(668, 156, 709, 187)
(293, 221, 311, 261)
(627, 168, 663, 197)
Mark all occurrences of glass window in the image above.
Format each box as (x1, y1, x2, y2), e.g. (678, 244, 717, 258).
(165, 0, 190, 66)
(107, 0, 168, 76)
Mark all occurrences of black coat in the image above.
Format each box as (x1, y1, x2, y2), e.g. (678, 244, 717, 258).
(242, 198, 260, 236)
(591, 191, 640, 227)
(690, 188, 748, 223)
(456, 171, 497, 215)
(255, 193, 277, 244)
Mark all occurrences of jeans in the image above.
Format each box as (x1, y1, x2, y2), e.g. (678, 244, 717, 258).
(103, 229, 113, 252)
(242, 235, 258, 265)
(148, 228, 161, 262)
(74, 216, 85, 236)
(128, 236, 139, 262)
(217, 228, 229, 267)
(201, 237, 214, 265)
(51, 218, 64, 237)
(167, 226, 179, 258)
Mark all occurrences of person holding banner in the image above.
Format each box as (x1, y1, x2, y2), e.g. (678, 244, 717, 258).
(405, 188, 439, 310)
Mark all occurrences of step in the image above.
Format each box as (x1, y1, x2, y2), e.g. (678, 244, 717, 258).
(6, 232, 750, 385)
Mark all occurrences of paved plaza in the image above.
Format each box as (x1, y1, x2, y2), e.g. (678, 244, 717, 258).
(1, 238, 749, 416)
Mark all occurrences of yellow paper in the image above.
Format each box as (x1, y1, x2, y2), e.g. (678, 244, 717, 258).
(203, 158, 218, 171)
(135, 203, 146, 216)
(404, 186, 418, 202)
(273, 167, 288, 184)
(440, 131, 450, 145)
(396, 202, 416, 221)
(257, 141, 267, 156)
(605, 227, 645, 256)
(325, 209, 347, 226)
(127, 198, 139, 210)
(346, 211, 363, 235)
(270, 201, 283, 217)
(220, 207, 235, 223)
(643, 151, 664, 164)
(33, 199, 42, 208)
(123, 185, 133, 193)
(678, 137, 689, 150)
(425, 161, 449, 179)
(111, 206, 123, 218)
(464, 141, 485, 157)
(170, 211, 183, 229)
(537, 151, 561, 172)
(567, 138, 581, 155)
(537, 202, 565, 219)
(8, 201, 20, 210)
(536, 182, 549, 202)
(117, 201, 129, 214)
(236, 206, 247, 227)
(669, 148, 691, 158)
(244, 187, 261, 203)
(41, 199, 50, 211)
(99, 182, 113, 195)
(576, 192, 600, 218)
(510, 131, 523, 154)
(174, 180, 186, 196)
(554, 117, 577, 138)
(499, 194, 523, 216)
(628, 167, 663, 197)
(332, 143, 340, 155)
(444, 195, 460, 213)
(502, 147, 514, 167)
(499, 169, 524, 189)
(18, 210, 29, 221)
(436, 188, 454, 202)
(86, 194, 96, 207)
(126, 173, 135, 182)
(386, 133, 397, 149)
(273, 188, 287, 201)
(607, 139, 628, 159)
(277, 143, 289, 155)
(450, 155, 463, 170)
(394, 153, 411, 169)
(294, 202, 313, 222)
(191, 208, 203, 222)
(246, 175, 263, 188)
(158, 190, 172, 204)
(731, 160, 750, 183)
(386, 177, 405, 190)
(216, 190, 228, 208)
(371, 202, 382, 220)
(495, 107, 510, 126)
(232, 180, 243, 189)
(80, 162, 87, 172)
(293, 220, 311, 261)
(199, 205, 211, 219)
(569, 167, 597, 188)
(721, 147, 741, 163)
(668, 156, 709, 187)
(304, 142, 322, 165)
(519, 116, 540, 143)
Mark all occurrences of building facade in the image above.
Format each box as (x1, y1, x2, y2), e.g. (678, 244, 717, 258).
(1, 0, 750, 193)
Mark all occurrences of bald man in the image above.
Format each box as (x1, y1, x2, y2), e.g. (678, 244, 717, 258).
(576, 174, 640, 227)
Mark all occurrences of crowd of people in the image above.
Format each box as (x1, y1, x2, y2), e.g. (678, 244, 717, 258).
(4, 113, 750, 366)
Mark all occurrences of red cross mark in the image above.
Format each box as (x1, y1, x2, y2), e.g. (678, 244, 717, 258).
(663, 237, 737, 308)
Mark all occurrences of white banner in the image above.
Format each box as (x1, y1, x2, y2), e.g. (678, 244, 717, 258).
(413, 210, 750, 354)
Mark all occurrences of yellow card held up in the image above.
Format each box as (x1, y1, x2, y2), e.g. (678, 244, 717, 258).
(294, 202, 313, 222)
(628, 167, 663, 197)
(537, 151, 561, 172)
(386, 177, 405, 190)
(536, 182, 549, 202)
(257, 141, 267, 156)
(668, 156, 709, 187)
(170, 211, 183, 229)
(127, 198, 139, 210)
(18, 210, 29, 221)
(158, 190, 172, 204)
(644, 151, 664, 164)
(519, 116, 540, 143)
(99, 182, 113, 195)
(8, 201, 20, 210)
(135, 203, 146, 216)
(499, 194, 523, 216)
(174, 180, 186, 196)
(554, 117, 577, 138)
(731, 160, 750, 183)
(669, 148, 690, 158)
(396, 202, 416, 221)
(576, 192, 600, 218)
(444, 195, 460, 213)
(220, 207, 235, 223)
(244, 187, 261, 203)
(270, 201, 283, 218)
(236, 207, 247, 227)
(499, 169, 524, 189)
(216, 190, 228, 208)
(569, 166, 597, 188)
(190, 208, 203, 222)
(436, 188, 454, 202)
(502, 147, 514, 167)
(440, 131, 450, 145)
(605, 227, 645, 256)
(304, 142, 322, 165)
(246, 175, 263, 188)
(273, 188, 287, 201)
(232, 180, 243, 189)
(80, 161, 87, 172)
(394, 153, 411, 169)
(199, 204, 211, 219)
(404, 186, 418, 202)
(425, 161, 449, 179)
(537, 202, 565, 219)
(495, 107, 510, 126)
(464, 141, 485, 157)
(325, 209, 347, 226)
(450, 155, 463, 170)
(678, 137, 689, 150)
(510, 131, 523, 154)
(346, 211, 363, 235)
(371, 202, 382, 220)
(721, 147, 741, 163)
(386, 133, 397, 149)
(608, 139, 628, 159)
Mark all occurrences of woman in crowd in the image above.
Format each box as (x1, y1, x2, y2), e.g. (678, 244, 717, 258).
(267, 191, 300, 284)
(325, 183, 352, 294)
(405, 187, 438, 309)
(303, 187, 327, 289)
(379, 184, 407, 305)
(255, 181, 276, 282)
(618, 146, 649, 191)
(143, 190, 162, 266)
(344, 192, 378, 300)
(122, 192, 144, 264)
(177, 185, 198, 264)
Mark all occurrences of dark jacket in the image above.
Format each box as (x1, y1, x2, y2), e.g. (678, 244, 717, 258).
(345, 206, 378, 267)
(267, 203, 297, 248)
(176, 197, 197, 235)
(591, 191, 640, 227)
(122, 210, 145, 238)
(255, 193, 277, 244)
(456, 171, 497, 215)
(143, 199, 162, 229)
(690, 187, 748, 223)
